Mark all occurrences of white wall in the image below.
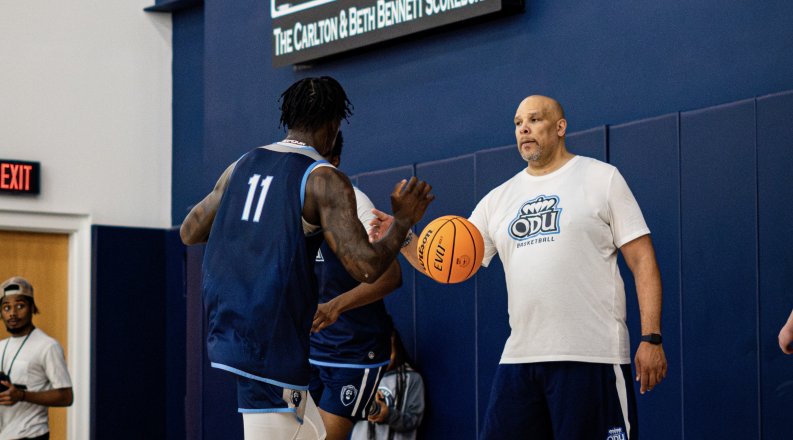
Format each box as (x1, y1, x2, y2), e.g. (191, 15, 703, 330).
(0, 0, 172, 228)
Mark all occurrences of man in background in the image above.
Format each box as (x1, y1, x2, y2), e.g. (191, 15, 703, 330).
(0, 276, 73, 440)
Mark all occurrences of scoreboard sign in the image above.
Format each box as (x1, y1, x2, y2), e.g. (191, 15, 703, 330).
(0, 160, 40, 195)
(271, 0, 523, 66)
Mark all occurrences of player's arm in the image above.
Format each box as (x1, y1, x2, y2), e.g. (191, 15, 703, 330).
(304, 167, 433, 283)
(179, 163, 235, 245)
(779, 308, 793, 354)
(312, 260, 401, 333)
(0, 382, 73, 407)
(369, 208, 424, 274)
(620, 234, 667, 394)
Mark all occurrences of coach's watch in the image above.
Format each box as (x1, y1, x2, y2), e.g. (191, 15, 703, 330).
(640, 333, 663, 345)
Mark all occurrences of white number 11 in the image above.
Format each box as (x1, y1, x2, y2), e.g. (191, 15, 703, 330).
(241, 174, 273, 222)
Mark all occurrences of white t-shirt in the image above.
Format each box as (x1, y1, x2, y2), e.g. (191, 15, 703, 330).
(0, 328, 72, 440)
(468, 156, 650, 365)
(353, 186, 377, 233)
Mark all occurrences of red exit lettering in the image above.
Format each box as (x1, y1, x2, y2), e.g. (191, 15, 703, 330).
(0, 162, 33, 191)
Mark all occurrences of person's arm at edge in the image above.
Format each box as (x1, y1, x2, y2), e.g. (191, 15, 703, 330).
(0, 382, 73, 407)
(304, 167, 432, 283)
(312, 260, 402, 333)
(179, 163, 235, 245)
(620, 234, 668, 395)
(779, 308, 793, 354)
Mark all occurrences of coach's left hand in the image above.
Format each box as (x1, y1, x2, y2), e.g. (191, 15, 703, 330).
(634, 343, 667, 394)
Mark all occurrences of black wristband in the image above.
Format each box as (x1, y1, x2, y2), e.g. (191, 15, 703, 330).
(640, 333, 663, 345)
(401, 230, 415, 249)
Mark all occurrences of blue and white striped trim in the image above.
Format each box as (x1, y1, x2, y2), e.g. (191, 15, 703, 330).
(210, 362, 309, 390)
(301, 161, 331, 207)
(308, 359, 391, 369)
(239, 407, 295, 414)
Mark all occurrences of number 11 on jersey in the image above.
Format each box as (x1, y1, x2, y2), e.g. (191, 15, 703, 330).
(241, 174, 273, 222)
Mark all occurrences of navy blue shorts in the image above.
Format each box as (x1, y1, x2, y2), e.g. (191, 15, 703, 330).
(308, 364, 385, 420)
(236, 375, 308, 421)
(480, 362, 638, 440)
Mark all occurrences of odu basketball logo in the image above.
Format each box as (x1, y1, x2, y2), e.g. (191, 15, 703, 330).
(606, 427, 627, 440)
(340, 385, 358, 407)
(509, 195, 562, 240)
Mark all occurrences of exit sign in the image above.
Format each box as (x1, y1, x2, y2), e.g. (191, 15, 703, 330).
(0, 160, 40, 195)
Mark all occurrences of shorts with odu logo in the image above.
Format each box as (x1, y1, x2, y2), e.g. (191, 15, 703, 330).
(480, 362, 638, 440)
(308, 363, 386, 421)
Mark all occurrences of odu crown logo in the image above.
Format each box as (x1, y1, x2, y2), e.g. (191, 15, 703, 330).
(509, 195, 562, 240)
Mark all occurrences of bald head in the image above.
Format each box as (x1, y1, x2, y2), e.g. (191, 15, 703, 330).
(519, 95, 565, 120)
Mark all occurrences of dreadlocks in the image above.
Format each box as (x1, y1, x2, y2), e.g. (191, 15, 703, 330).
(368, 328, 413, 440)
(279, 76, 353, 132)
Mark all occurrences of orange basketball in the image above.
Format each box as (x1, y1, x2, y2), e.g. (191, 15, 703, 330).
(416, 215, 484, 284)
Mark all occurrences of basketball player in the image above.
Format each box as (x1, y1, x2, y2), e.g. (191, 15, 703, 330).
(179, 77, 434, 440)
(309, 132, 402, 440)
(370, 95, 666, 439)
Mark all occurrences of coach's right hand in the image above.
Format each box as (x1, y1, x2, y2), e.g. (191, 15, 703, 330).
(390, 177, 434, 227)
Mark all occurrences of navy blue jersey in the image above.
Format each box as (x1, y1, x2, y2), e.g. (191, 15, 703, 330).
(310, 239, 392, 367)
(202, 142, 328, 389)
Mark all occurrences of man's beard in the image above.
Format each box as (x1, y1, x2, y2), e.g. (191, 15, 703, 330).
(521, 145, 543, 162)
(5, 324, 30, 334)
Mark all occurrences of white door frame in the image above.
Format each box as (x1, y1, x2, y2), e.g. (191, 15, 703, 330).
(0, 209, 91, 440)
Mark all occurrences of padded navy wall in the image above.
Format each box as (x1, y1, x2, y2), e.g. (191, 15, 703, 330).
(756, 91, 793, 440)
(91, 226, 186, 440)
(177, 91, 793, 439)
(171, 4, 205, 223)
(169, 0, 793, 212)
(609, 114, 682, 438)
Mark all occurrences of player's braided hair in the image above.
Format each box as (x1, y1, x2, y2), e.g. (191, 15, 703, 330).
(279, 76, 353, 132)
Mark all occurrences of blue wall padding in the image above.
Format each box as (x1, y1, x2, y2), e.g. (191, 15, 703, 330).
(472, 145, 519, 430)
(171, 5, 206, 224)
(91, 226, 184, 440)
(680, 100, 759, 438)
(609, 114, 682, 439)
(567, 125, 608, 161)
(413, 156, 479, 439)
(164, 229, 188, 440)
(756, 91, 793, 440)
(185, 246, 204, 440)
(355, 165, 418, 357)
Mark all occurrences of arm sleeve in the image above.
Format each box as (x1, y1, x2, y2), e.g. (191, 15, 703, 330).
(43, 341, 72, 389)
(385, 372, 425, 432)
(607, 169, 651, 247)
